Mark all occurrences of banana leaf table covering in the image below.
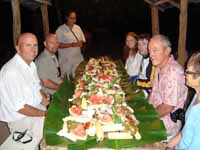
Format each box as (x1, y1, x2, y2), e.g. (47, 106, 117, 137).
(44, 61, 167, 150)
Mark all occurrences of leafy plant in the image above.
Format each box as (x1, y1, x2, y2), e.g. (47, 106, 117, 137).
(44, 61, 166, 150)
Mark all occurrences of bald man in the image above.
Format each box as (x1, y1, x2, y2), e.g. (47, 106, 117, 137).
(0, 33, 49, 150)
(148, 35, 188, 140)
(36, 33, 63, 95)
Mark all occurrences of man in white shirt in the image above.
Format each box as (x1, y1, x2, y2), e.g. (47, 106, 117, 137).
(0, 33, 49, 150)
(56, 10, 86, 78)
(36, 33, 63, 95)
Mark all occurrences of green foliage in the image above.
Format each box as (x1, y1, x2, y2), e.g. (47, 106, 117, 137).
(45, 61, 167, 149)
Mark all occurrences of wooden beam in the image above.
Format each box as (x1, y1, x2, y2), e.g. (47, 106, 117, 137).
(154, 0, 171, 6)
(11, 0, 21, 47)
(144, 0, 153, 5)
(35, 0, 52, 5)
(145, 0, 165, 12)
(151, 6, 160, 35)
(41, 3, 49, 37)
(169, 0, 180, 8)
(177, 0, 188, 66)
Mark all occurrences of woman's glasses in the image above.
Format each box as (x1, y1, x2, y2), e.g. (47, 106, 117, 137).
(185, 70, 200, 75)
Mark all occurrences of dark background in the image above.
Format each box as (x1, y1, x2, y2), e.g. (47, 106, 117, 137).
(0, 0, 200, 67)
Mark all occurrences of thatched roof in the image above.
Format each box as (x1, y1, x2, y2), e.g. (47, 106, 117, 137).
(3, 0, 51, 10)
(144, 0, 200, 11)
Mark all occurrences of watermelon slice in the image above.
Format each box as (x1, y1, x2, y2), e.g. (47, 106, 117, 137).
(74, 90, 82, 99)
(79, 80, 85, 88)
(73, 124, 86, 137)
(117, 106, 125, 115)
(102, 96, 114, 104)
(69, 105, 82, 116)
(89, 94, 101, 104)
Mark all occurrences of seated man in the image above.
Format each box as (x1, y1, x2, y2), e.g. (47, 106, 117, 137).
(36, 34, 63, 95)
(0, 33, 49, 150)
(135, 33, 155, 95)
(148, 35, 188, 140)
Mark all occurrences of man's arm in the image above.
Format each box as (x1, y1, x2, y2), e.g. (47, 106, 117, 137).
(18, 104, 46, 116)
(59, 42, 73, 48)
(41, 79, 61, 90)
(59, 42, 83, 49)
(156, 103, 174, 117)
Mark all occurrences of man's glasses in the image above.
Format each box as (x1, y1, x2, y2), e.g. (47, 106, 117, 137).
(185, 70, 200, 75)
(12, 129, 32, 144)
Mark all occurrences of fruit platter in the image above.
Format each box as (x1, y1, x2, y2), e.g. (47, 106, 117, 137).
(44, 57, 167, 150)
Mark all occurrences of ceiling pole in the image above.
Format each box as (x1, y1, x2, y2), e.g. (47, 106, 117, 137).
(177, 0, 188, 66)
(41, 3, 49, 37)
(11, 0, 21, 47)
(151, 6, 160, 35)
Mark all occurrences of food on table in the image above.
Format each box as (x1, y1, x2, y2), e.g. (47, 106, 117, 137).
(57, 57, 141, 142)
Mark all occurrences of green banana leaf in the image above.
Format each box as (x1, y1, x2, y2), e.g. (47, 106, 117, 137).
(44, 60, 167, 150)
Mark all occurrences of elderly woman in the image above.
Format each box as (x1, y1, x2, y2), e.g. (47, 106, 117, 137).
(166, 52, 200, 150)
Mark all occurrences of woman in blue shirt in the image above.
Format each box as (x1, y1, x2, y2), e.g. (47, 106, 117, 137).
(166, 52, 200, 150)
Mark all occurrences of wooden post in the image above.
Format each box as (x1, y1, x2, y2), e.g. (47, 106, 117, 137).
(41, 3, 49, 37)
(11, 0, 21, 47)
(177, 0, 188, 66)
(151, 6, 159, 35)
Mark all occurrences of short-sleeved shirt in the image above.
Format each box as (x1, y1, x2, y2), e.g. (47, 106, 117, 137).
(149, 55, 188, 136)
(56, 24, 85, 76)
(0, 54, 42, 122)
(176, 93, 200, 150)
(56, 24, 85, 60)
(125, 52, 143, 77)
(35, 49, 62, 95)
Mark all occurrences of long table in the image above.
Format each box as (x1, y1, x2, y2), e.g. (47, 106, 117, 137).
(43, 61, 166, 150)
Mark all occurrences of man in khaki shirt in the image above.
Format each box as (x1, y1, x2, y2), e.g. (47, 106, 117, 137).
(36, 34, 63, 95)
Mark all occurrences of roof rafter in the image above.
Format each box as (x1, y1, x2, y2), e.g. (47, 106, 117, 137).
(34, 0, 52, 5)
(168, 0, 179, 8)
(154, 0, 171, 6)
(144, 0, 200, 10)
(144, 0, 165, 11)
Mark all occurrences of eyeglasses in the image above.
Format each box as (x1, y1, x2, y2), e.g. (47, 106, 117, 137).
(185, 70, 200, 75)
(12, 129, 32, 144)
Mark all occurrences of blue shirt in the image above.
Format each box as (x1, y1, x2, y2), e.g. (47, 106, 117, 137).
(176, 93, 200, 150)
